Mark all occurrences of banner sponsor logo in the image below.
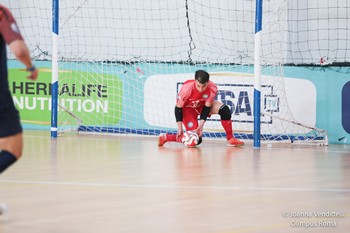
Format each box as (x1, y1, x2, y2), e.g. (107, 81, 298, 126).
(9, 68, 122, 125)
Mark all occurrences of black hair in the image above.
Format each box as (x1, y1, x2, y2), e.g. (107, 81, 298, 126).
(195, 70, 209, 84)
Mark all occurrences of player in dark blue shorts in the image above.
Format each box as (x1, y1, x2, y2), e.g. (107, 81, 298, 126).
(0, 4, 38, 175)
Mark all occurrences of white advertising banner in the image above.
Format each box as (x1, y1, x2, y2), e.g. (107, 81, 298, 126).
(144, 72, 316, 134)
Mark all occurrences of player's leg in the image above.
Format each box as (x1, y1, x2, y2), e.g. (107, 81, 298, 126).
(183, 109, 203, 145)
(183, 109, 199, 132)
(211, 101, 244, 147)
(0, 134, 23, 174)
(158, 109, 199, 146)
(0, 107, 23, 174)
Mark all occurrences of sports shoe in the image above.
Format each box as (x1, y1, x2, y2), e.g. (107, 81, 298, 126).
(227, 137, 244, 147)
(158, 134, 168, 146)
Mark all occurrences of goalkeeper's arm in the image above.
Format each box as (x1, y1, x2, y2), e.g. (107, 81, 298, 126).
(175, 105, 183, 122)
(175, 105, 184, 139)
(197, 104, 211, 136)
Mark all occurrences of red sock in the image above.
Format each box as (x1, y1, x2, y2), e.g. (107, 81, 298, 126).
(221, 120, 233, 140)
(166, 134, 183, 143)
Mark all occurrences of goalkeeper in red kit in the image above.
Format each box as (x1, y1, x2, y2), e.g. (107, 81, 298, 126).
(158, 70, 244, 147)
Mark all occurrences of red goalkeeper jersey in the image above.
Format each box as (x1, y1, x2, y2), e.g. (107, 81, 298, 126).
(176, 80, 218, 109)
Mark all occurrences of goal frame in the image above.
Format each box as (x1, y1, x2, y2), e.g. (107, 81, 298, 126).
(50, 0, 328, 146)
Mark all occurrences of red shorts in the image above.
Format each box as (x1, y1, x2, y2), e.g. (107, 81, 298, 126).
(182, 107, 203, 131)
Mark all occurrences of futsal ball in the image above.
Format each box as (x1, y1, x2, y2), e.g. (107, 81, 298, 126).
(181, 131, 199, 147)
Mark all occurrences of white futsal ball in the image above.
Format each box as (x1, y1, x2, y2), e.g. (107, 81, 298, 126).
(181, 131, 199, 147)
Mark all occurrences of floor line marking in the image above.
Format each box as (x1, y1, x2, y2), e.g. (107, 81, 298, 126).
(1, 180, 350, 193)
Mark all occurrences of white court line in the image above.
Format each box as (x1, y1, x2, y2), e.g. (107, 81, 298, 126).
(1, 180, 350, 193)
(24, 133, 350, 154)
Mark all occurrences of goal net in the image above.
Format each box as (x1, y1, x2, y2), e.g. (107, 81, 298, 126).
(6, 0, 339, 145)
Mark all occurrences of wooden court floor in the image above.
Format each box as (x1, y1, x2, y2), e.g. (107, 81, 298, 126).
(0, 130, 349, 233)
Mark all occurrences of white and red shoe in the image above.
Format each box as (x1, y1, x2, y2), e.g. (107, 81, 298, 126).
(227, 137, 244, 147)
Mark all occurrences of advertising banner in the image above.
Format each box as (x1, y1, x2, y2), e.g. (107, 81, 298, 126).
(8, 68, 122, 127)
